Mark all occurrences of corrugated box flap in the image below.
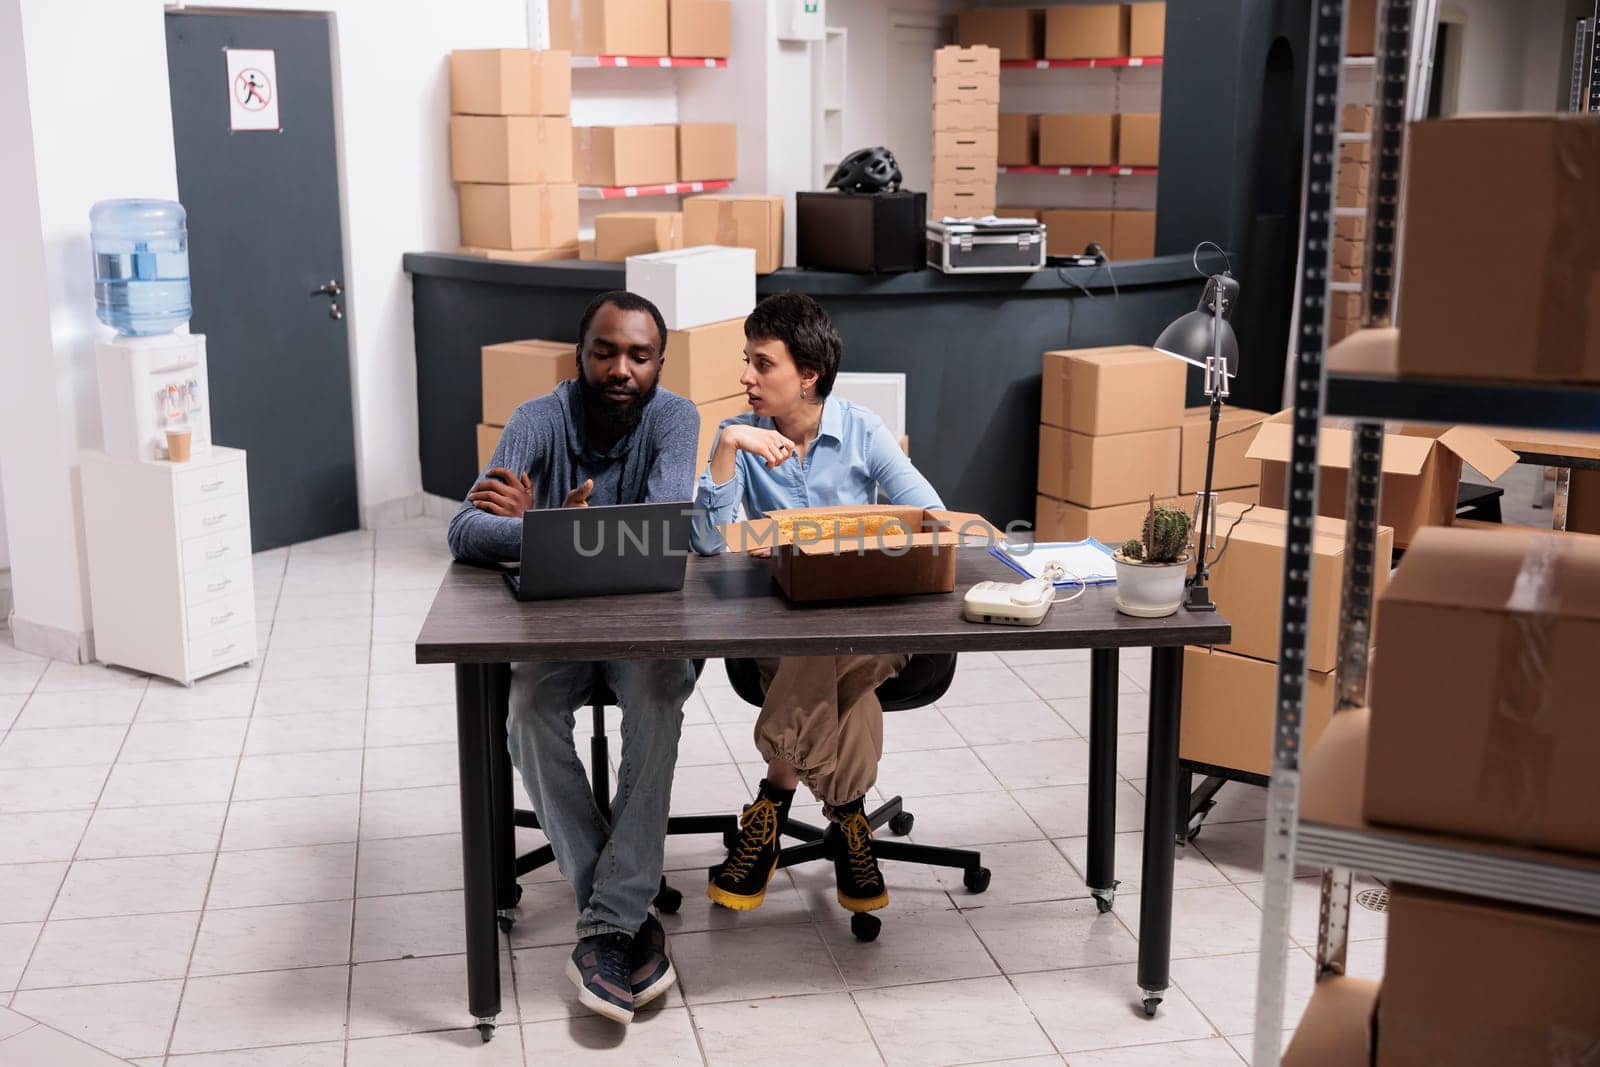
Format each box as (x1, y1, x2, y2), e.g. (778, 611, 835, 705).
(1384, 525, 1600, 620)
(1436, 426, 1517, 480)
(1246, 420, 1435, 475)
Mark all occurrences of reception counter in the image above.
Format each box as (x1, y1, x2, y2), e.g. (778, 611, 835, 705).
(403, 253, 1211, 527)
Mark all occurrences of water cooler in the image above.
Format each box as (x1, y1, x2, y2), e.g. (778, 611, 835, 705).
(96, 333, 213, 462)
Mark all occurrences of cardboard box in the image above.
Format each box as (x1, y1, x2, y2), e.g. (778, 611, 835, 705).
(1334, 236, 1364, 269)
(669, 0, 730, 57)
(1035, 487, 1258, 545)
(1128, 3, 1166, 56)
(457, 183, 579, 251)
(1340, 140, 1371, 166)
(1044, 5, 1128, 60)
(1336, 161, 1368, 208)
(682, 194, 784, 274)
(1206, 502, 1393, 670)
(725, 505, 1000, 602)
(1282, 976, 1379, 1067)
(549, 0, 669, 56)
(573, 124, 678, 187)
(1000, 206, 1043, 221)
(1329, 289, 1361, 320)
(1117, 113, 1160, 166)
(1040, 209, 1112, 257)
(1249, 406, 1516, 547)
(625, 245, 756, 331)
(457, 244, 580, 263)
(1181, 645, 1335, 777)
(934, 45, 1000, 79)
(593, 210, 683, 261)
(1038, 114, 1117, 167)
(1346, 0, 1376, 55)
(930, 181, 996, 220)
(1569, 467, 1600, 535)
(1037, 424, 1180, 508)
(450, 116, 574, 184)
(1365, 524, 1600, 855)
(476, 423, 502, 471)
(933, 100, 1000, 132)
(450, 49, 571, 116)
(482, 339, 577, 426)
(934, 129, 1000, 160)
(1040, 345, 1185, 435)
(694, 393, 748, 466)
(578, 237, 596, 260)
(934, 71, 999, 106)
(1180, 406, 1267, 493)
(661, 316, 745, 404)
(1334, 215, 1365, 243)
(998, 114, 1037, 166)
(956, 8, 1041, 61)
(1342, 103, 1372, 133)
(676, 123, 736, 182)
(1380, 886, 1600, 1066)
(1398, 115, 1600, 384)
(1110, 209, 1155, 259)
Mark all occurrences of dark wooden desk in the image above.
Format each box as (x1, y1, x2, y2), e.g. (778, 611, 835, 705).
(417, 548, 1230, 1038)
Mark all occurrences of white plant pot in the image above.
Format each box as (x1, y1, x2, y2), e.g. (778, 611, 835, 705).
(1112, 553, 1191, 618)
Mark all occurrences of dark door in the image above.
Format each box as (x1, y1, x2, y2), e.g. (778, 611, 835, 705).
(166, 11, 359, 551)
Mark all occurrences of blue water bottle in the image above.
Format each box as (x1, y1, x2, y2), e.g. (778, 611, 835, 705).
(90, 199, 192, 336)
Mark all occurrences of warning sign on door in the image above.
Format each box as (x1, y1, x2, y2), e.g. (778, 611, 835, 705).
(226, 48, 280, 132)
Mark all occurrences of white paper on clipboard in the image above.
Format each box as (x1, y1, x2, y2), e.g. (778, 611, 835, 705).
(995, 540, 1118, 585)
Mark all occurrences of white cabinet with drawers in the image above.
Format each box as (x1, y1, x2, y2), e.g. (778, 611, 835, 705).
(81, 447, 257, 685)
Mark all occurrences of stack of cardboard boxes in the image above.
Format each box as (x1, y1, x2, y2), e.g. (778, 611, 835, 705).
(477, 340, 577, 468)
(957, 4, 1166, 61)
(932, 46, 1000, 219)
(1328, 103, 1374, 343)
(1033, 346, 1185, 543)
(449, 50, 579, 262)
(547, 0, 731, 58)
(1284, 525, 1600, 1065)
(625, 243, 758, 463)
(573, 122, 736, 190)
(1180, 503, 1393, 778)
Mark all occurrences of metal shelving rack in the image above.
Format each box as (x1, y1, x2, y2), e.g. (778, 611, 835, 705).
(1251, 3, 1600, 1064)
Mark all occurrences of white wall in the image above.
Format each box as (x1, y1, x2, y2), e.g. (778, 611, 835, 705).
(1443, 0, 1573, 114)
(1, 0, 526, 657)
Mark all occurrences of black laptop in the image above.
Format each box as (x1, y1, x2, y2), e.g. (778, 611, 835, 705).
(503, 502, 693, 601)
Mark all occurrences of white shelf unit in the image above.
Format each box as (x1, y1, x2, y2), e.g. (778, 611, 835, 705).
(812, 26, 847, 188)
(81, 447, 257, 686)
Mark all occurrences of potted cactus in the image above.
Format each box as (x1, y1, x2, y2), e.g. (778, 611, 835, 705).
(1112, 496, 1193, 617)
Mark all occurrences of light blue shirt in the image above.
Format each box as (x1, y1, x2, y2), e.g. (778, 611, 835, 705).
(691, 395, 944, 554)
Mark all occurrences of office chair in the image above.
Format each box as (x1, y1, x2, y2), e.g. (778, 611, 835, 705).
(722, 653, 992, 942)
(487, 660, 740, 930)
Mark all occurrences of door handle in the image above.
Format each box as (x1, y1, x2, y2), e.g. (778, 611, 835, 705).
(310, 280, 343, 297)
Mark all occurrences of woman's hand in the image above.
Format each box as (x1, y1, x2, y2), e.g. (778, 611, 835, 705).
(723, 424, 798, 471)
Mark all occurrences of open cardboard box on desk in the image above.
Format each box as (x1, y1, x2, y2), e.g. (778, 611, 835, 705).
(720, 504, 1001, 602)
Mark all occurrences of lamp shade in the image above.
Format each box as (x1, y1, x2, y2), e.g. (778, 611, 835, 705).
(1154, 310, 1239, 377)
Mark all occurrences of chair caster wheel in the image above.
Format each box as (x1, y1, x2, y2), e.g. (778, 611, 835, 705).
(888, 811, 914, 836)
(476, 1021, 496, 1042)
(655, 886, 683, 914)
(963, 866, 991, 893)
(1094, 895, 1114, 914)
(1141, 996, 1161, 1017)
(497, 916, 514, 933)
(850, 913, 882, 942)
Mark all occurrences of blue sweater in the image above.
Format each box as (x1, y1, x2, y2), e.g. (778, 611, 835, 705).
(448, 380, 700, 564)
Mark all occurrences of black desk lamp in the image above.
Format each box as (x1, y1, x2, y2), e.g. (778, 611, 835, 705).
(1154, 242, 1240, 613)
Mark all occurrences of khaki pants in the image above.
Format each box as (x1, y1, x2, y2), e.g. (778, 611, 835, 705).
(752, 654, 910, 810)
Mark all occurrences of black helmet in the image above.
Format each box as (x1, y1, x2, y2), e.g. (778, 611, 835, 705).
(827, 147, 902, 193)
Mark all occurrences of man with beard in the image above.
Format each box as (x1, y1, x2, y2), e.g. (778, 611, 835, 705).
(447, 290, 699, 1025)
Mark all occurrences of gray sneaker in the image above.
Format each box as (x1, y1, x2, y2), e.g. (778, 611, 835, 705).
(566, 931, 635, 1024)
(629, 913, 676, 1008)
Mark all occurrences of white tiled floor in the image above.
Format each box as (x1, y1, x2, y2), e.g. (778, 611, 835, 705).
(0, 515, 1386, 1065)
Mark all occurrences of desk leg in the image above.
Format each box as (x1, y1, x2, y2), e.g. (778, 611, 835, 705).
(1086, 648, 1120, 913)
(455, 663, 502, 1041)
(1136, 645, 1183, 1017)
(486, 663, 518, 929)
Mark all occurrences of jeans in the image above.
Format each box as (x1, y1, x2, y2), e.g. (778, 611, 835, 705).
(507, 658, 694, 938)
